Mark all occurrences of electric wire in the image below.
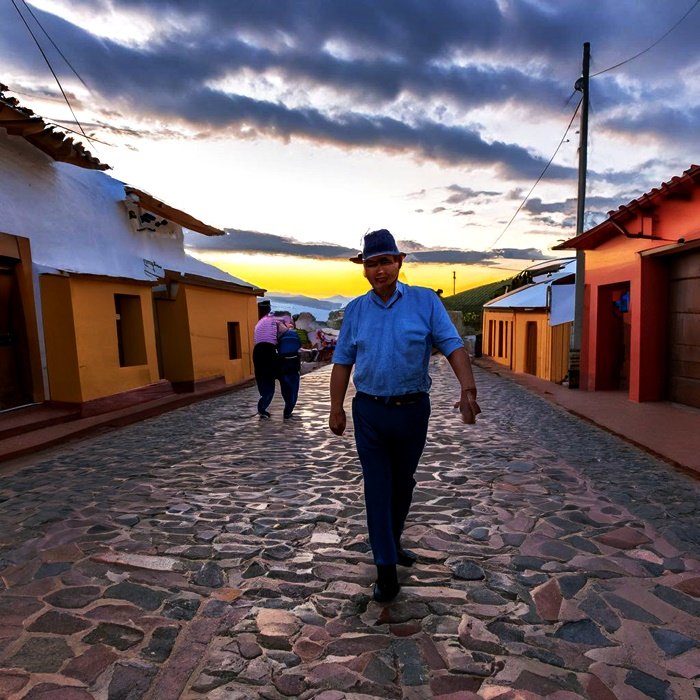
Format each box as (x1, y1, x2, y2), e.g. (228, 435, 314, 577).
(591, 0, 700, 77)
(10, 0, 91, 142)
(488, 1, 697, 254)
(18, 0, 90, 91)
(43, 119, 115, 147)
(485, 96, 582, 252)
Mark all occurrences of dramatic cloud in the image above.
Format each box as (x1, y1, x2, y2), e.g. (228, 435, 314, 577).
(184, 229, 356, 259)
(4, 0, 698, 181)
(3, 0, 699, 265)
(185, 229, 553, 265)
(444, 185, 501, 204)
(496, 248, 555, 261)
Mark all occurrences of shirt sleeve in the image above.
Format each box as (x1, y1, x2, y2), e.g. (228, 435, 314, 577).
(332, 300, 357, 365)
(430, 293, 464, 357)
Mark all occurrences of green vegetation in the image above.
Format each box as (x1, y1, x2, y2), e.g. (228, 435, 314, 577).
(442, 277, 513, 333)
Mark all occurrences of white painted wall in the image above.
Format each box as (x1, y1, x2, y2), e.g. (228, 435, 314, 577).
(0, 130, 255, 402)
(0, 131, 252, 286)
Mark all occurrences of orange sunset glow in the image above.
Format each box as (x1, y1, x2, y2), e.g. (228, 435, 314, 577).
(190, 251, 510, 298)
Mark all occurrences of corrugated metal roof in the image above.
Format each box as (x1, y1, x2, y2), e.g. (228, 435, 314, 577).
(484, 260, 576, 310)
(485, 281, 549, 309)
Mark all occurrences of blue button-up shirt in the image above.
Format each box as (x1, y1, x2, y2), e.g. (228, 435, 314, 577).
(332, 282, 464, 396)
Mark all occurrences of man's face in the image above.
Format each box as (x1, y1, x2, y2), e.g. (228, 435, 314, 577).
(363, 255, 401, 296)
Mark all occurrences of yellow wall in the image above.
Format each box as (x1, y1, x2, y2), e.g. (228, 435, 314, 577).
(40, 276, 82, 402)
(512, 312, 549, 376)
(550, 322, 572, 384)
(41, 275, 159, 402)
(483, 310, 514, 370)
(483, 308, 571, 383)
(182, 285, 256, 384)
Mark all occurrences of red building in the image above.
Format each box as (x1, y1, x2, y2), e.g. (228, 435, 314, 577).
(558, 165, 700, 408)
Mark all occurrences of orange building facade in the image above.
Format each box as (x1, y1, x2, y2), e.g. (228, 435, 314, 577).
(559, 165, 700, 408)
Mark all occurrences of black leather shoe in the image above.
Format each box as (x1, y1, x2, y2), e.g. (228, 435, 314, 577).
(397, 548, 417, 567)
(373, 580, 400, 602)
(373, 564, 400, 603)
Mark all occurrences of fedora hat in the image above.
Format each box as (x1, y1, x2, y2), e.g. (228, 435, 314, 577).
(349, 229, 406, 264)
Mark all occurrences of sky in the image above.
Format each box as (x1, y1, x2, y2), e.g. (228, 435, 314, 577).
(2, 0, 700, 296)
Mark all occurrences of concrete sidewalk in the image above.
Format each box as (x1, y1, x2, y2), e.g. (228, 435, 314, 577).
(474, 357, 700, 476)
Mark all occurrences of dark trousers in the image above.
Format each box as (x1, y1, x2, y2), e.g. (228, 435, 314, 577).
(253, 342, 277, 413)
(279, 372, 300, 416)
(352, 393, 430, 565)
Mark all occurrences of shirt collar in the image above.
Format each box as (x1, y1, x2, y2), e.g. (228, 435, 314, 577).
(369, 281, 406, 308)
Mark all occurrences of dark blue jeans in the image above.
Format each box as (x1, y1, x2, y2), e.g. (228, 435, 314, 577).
(253, 342, 277, 414)
(352, 392, 431, 565)
(279, 371, 300, 416)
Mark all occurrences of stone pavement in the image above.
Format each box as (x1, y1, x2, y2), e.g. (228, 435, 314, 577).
(1, 358, 699, 699)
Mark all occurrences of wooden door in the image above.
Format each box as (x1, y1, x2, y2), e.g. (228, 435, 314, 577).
(525, 321, 538, 375)
(668, 250, 700, 408)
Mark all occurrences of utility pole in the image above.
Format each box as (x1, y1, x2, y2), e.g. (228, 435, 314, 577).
(568, 41, 590, 389)
(452, 270, 456, 296)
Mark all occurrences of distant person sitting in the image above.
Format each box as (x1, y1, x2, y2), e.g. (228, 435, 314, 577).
(277, 321, 302, 419)
(253, 312, 287, 418)
(316, 329, 336, 362)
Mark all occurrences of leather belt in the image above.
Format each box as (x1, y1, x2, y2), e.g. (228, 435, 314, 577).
(356, 391, 427, 406)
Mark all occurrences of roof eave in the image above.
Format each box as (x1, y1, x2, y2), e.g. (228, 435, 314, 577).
(125, 186, 224, 237)
(0, 85, 109, 170)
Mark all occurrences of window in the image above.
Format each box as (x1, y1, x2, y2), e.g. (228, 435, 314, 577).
(498, 320, 504, 357)
(115, 294, 147, 367)
(227, 321, 241, 360)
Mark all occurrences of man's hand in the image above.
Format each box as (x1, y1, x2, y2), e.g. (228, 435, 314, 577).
(329, 407, 347, 435)
(454, 389, 481, 425)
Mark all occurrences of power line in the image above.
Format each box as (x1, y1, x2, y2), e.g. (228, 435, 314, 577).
(485, 96, 582, 252)
(591, 0, 700, 77)
(10, 0, 91, 142)
(43, 119, 116, 147)
(18, 0, 90, 92)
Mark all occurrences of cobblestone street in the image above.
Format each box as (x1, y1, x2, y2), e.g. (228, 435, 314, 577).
(1, 359, 699, 699)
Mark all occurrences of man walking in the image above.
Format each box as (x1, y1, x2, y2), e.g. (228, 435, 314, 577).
(329, 229, 481, 602)
(253, 312, 287, 418)
(277, 319, 302, 419)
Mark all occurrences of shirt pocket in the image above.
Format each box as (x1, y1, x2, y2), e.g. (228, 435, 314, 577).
(395, 317, 429, 355)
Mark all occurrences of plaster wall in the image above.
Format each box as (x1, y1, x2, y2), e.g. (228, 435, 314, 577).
(41, 275, 159, 402)
(483, 308, 569, 383)
(580, 205, 700, 400)
(184, 286, 257, 384)
(0, 132, 250, 285)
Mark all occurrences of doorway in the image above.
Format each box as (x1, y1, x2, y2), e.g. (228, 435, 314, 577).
(595, 283, 631, 391)
(0, 261, 33, 409)
(525, 321, 538, 375)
